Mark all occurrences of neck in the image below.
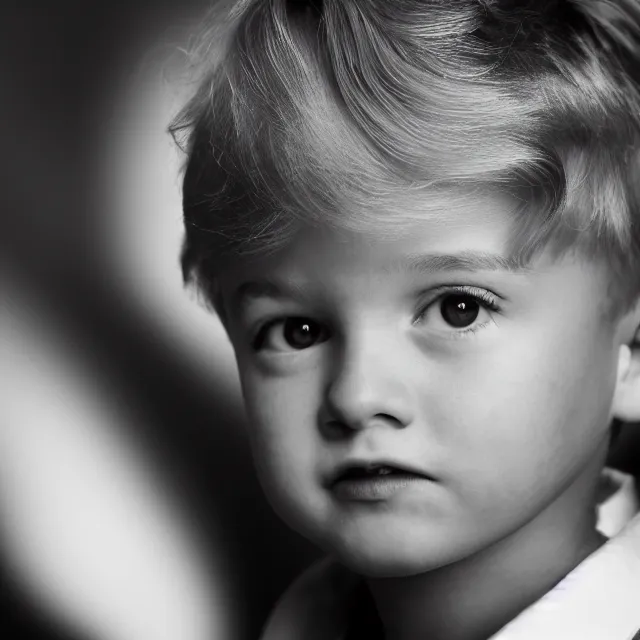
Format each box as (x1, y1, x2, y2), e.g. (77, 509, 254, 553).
(365, 465, 607, 640)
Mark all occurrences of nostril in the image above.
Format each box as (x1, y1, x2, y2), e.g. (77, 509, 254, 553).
(322, 419, 352, 439)
(373, 413, 406, 427)
(320, 413, 407, 440)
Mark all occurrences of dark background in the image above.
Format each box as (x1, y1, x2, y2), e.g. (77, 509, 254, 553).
(1, 3, 317, 639)
(1, 3, 637, 639)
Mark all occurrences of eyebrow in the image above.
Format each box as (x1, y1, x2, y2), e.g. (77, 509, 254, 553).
(232, 279, 303, 311)
(233, 250, 529, 307)
(393, 250, 529, 274)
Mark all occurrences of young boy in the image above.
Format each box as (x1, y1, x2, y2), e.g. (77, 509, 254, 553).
(171, 1, 640, 638)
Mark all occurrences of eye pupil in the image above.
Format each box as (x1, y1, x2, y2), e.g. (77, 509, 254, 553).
(283, 318, 322, 349)
(440, 295, 480, 328)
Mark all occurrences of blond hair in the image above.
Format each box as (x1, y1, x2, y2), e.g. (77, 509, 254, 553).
(170, 0, 640, 313)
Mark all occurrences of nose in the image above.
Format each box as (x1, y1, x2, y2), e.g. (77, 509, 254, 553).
(321, 335, 415, 435)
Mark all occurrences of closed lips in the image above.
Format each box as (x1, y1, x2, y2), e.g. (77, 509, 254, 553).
(330, 462, 435, 486)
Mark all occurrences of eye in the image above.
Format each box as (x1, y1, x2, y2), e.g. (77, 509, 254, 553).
(440, 294, 482, 328)
(415, 286, 499, 336)
(252, 317, 330, 352)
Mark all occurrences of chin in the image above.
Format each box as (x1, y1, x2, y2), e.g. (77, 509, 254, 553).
(326, 533, 463, 578)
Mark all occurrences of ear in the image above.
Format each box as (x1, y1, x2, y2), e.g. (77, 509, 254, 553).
(612, 302, 640, 423)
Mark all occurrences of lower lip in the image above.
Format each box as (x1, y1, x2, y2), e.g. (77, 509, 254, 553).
(331, 474, 432, 501)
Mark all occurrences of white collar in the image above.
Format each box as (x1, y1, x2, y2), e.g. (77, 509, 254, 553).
(493, 470, 640, 640)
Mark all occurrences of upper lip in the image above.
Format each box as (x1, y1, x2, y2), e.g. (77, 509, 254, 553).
(327, 459, 436, 487)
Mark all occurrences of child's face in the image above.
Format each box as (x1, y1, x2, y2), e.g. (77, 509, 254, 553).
(220, 195, 627, 577)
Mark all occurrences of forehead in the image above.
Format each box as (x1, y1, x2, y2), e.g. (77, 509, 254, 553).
(224, 189, 522, 285)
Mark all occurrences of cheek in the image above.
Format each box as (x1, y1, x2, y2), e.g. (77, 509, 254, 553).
(432, 315, 618, 506)
(243, 372, 310, 464)
(238, 367, 325, 525)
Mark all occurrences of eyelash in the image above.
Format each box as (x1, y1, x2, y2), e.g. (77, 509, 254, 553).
(250, 285, 501, 351)
(413, 285, 501, 338)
